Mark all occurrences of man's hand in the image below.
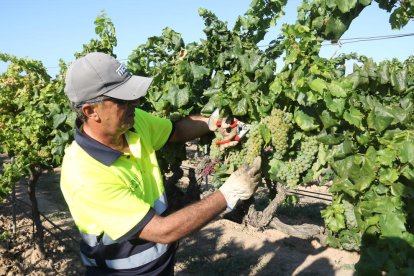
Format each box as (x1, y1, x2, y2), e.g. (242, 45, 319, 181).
(219, 156, 262, 209)
(208, 109, 238, 150)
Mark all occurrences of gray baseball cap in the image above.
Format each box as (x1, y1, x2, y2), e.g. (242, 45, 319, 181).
(64, 52, 152, 103)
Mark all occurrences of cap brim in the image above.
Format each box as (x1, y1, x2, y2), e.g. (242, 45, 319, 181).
(104, 75, 153, 100)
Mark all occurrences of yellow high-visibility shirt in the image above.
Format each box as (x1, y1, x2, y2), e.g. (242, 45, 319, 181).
(60, 108, 172, 241)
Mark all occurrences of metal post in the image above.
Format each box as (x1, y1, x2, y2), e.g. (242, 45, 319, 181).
(11, 157, 17, 235)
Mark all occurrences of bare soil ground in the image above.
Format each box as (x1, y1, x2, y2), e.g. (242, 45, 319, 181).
(0, 167, 360, 276)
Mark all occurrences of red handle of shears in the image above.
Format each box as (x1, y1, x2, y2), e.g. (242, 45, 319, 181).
(216, 119, 239, 129)
(215, 135, 242, 145)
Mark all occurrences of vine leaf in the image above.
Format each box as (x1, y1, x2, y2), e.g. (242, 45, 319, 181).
(52, 114, 67, 129)
(336, 0, 357, 13)
(399, 141, 414, 165)
(190, 63, 210, 80)
(230, 98, 247, 116)
(348, 156, 376, 191)
(367, 106, 394, 133)
(309, 78, 327, 94)
(294, 109, 319, 131)
(167, 84, 189, 108)
(328, 82, 348, 97)
(379, 212, 406, 237)
(343, 105, 364, 129)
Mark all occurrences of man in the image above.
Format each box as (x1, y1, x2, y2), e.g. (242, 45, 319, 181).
(60, 52, 261, 275)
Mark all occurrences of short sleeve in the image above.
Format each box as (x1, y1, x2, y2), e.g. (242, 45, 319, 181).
(133, 109, 173, 151)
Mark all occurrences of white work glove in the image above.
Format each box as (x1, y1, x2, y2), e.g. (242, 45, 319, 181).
(208, 109, 238, 150)
(219, 156, 262, 209)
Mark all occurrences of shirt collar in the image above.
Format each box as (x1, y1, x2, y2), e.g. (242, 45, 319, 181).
(74, 119, 123, 166)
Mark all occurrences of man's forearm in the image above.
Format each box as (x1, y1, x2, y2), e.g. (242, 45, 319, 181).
(139, 191, 227, 244)
(169, 115, 211, 143)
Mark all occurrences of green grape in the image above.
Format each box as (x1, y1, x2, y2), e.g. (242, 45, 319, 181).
(243, 124, 263, 165)
(209, 136, 223, 160)
(262, 108, 292, 159)
(276, 135, 319, 187)
(226, 148, 246, 168)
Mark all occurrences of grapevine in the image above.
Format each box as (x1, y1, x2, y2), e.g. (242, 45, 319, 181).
(0, 1, 413, 273)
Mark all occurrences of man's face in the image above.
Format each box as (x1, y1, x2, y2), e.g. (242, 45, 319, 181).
(95, 98, 139, 134)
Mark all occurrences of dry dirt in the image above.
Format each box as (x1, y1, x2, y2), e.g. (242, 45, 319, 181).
(0, 167, 360, 276)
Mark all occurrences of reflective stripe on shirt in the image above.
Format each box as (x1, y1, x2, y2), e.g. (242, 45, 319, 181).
(80, 241, 169, 270)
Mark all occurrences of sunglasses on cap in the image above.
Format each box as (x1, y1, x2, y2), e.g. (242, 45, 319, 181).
(76, 95, 140, 108)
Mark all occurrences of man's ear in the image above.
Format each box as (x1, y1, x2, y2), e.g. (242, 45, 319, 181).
(81, 104, 100, 122)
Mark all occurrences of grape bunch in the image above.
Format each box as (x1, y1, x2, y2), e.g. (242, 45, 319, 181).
(276, 135, 319, 187)
(262, 108, 292, 159)
(243, 124, 263, 166)
(295, 136, 319, 173)
(225, 147, 247, 168)
(209, 136, 223, 160)
(277, 161, 301, 187)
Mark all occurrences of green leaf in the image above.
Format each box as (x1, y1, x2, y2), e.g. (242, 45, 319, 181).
(325, 94, 346, 115)
(379, 212, 406, 237)
(331, 155, 355, 178)
(53, 114, 67, 129)
(321, 203, 346, 232)
(376, 148, 397, 166)
(331, 136, 354, 159)
(324, 17, 347, 40)
(361, 197, 395, 215)
(378, 61, 390, 84)
(343, 105, 364, 129)
(230, 98, 247, 116)
(359, 0, 372, 6)
(238, 50, 261, 73)
(285, 47, 300, 65)
(190, 63, 210, 80)
(390, 68, 407, 92)
(269, 78, 282, 95)
(309, 78, 327, 94)
(401, 166, 414, 181)
(390, 182, 405, 197)
(348, 155, 376, 191)
(319, 110, 339, 128)
(259, 124, 271, 144)
(399, 141, 414, 165)
(167, 84, 189, 108)
(379, 168, 399, 184)
(211, 71, 226, 89)
(367, 108, 394, 133)
(294, 109, 319, 131)
(268, 158, 284, 181)
(343, 200, 358, 228)
(317, 132, 344, 145)
(328, 82, 348, 97)
(336, 0, 357, 13)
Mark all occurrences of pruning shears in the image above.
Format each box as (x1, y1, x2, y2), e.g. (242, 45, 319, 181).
(214, 119, 250, 145)
(213, 109, 249, 145)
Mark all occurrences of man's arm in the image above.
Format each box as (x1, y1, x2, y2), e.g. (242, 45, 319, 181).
(138, 191, 227, 244)
(168, 115, 210, 143)
(138, 156, 261, 244)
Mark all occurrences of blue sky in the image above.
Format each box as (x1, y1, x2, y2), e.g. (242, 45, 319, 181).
(0, 0, 413, 77)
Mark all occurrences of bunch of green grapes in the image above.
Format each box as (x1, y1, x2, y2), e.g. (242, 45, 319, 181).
(243, 124, 263, 166)
(295, 136, 319, 173)
(276, 135, 319, 187)
(209, 136, 223, 160)
(262, 108, 292, 159)
(225, 147, 247, 168)
(277, 161, 301, 187)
